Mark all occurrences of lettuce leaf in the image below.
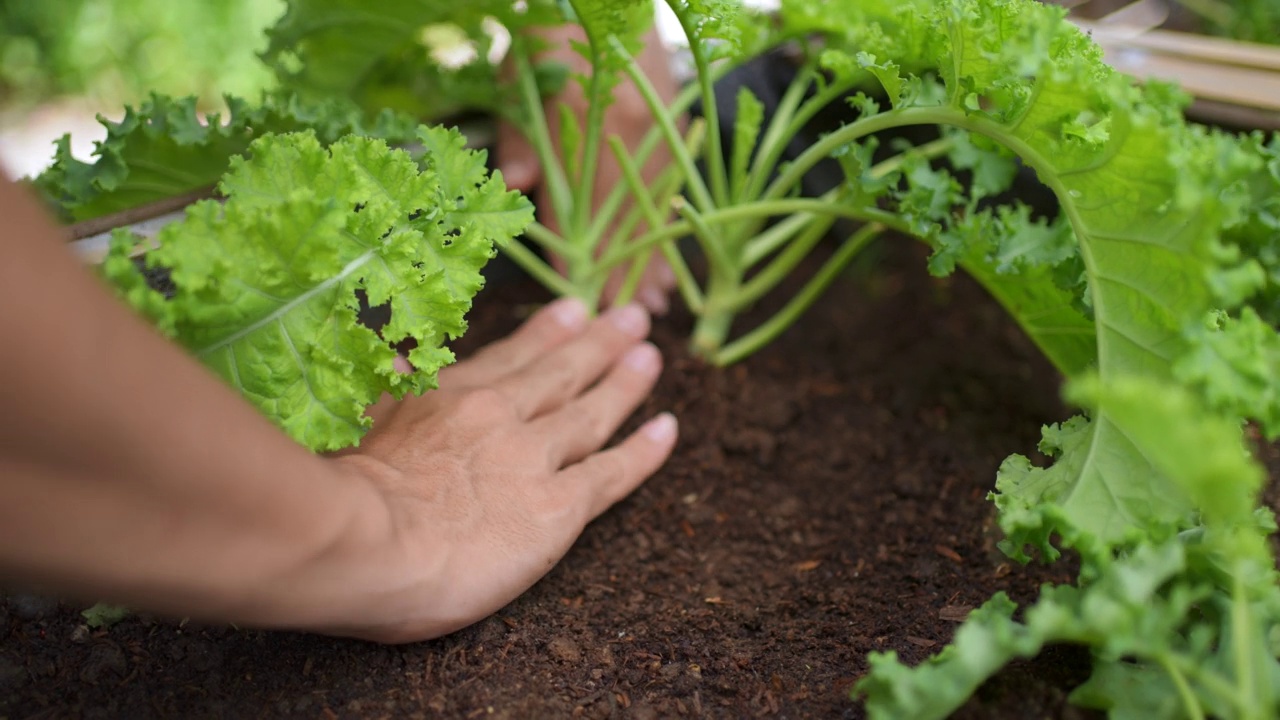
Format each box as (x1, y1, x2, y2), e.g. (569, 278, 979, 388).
(102, 129, 532, 451)
(857, 376, 1280, 720)
(793, 0, 1269, 551)
(34, 93, 416, 223)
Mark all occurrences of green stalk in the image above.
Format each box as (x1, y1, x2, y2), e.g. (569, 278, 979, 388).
(663, 0, 730, 207)
(500, 236, 583, 299)
(741, 64, 815, 203)
(1158, 655, 1206, 720)
(744, 74, 859, 202)
(678, 197, 741, 355)
(673, 196, 736, 281)
(522, 222, 574, 259)
(583, 73, 723, 247)
(610, 36, 716, 214)
(712, 223, 884, 365)
(597, 199, 901, 273)
(607, 136, 705, 313)
(1231, 567, 1260, 719)
(735, 207, 842, 310)
(571, 50, 608, 240)
(741, 208, 816, 267)
(610, 147, 694, 308)
(761, 109, 926, 203)
(512, 43, 575, 231)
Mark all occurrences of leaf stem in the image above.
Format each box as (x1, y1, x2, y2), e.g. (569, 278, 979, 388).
(500, 237, 582, 299)
(607, 136, 705, 313)
(610, 36, 716, 214)
(1158, 655, 1206, 720)
(745, 74, 858, 202)
(663, 0, 729, 207)
(712, 223, 884, 365)
(513, 43, 576, 236)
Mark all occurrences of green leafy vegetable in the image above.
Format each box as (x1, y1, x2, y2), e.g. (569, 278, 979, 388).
(102, 129, 532, 451)
(858, 376, 1280, 720)
(34, 93, 417, 223)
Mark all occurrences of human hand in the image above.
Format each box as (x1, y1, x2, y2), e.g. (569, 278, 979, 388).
(312, 298, 676, 643)
(498, 24, 681, 315)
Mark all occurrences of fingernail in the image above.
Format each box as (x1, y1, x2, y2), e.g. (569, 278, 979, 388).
(643, 412, 678, 443)
(639, 286, 669, 316)
(623, 342, 661, 375)
(545, 297, 589, 330)
(605, 303, 650, 338)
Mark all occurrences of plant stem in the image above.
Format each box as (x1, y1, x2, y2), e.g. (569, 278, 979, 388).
(607, 136, 705, 313)
(583, 75, 720, 247)
(611, 36, 716, 214)
(572, 52, 607, 238)
(735, 205, 842, 310)
(742, 65, 814, 202)
(745, 75, 858, 202)
(500, 237, 583, 299)
(712, 223, 884, 365)
(611, 148, 689, 307)
(673, 196, 736, 280)
(522, 222, 574, 259)
(598, 198, 900, 273)
(1158, 655, 1206, 720)
(663, 0, 730, 207)
(757, 110, 911, 203)
(1231, 567, 1260, 719)
(513, 43, 575, 231)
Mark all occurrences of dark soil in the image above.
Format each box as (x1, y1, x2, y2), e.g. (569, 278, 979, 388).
(3, 240, 1267, 719)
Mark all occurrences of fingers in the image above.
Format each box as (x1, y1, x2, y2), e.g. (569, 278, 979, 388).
(494, 303, 651, 419)
(495, 120, 540, 193)
(559, 412, 679, 521)
(538, 341, 662, 467)
(438, 297, 589, 389)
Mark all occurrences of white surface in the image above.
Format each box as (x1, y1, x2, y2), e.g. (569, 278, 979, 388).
(0, 104, 106, 180)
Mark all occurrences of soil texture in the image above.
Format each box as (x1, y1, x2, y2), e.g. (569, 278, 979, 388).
(5, 240, 1270, 719)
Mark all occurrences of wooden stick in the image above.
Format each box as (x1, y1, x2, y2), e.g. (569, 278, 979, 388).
(1078, 22, 1280, 72)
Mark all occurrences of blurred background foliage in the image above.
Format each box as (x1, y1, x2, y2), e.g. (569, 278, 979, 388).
(0, 0, 283, 114)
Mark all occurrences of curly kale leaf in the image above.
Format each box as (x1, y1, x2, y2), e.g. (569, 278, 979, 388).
(102, 129, 532, 451)
(33, 93, 416, 223)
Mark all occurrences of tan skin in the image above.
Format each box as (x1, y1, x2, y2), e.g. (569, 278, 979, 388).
(0, 176, 678, 644)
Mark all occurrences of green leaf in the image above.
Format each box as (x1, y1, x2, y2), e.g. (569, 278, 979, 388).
(81, 603, 130, 629)
(861, 379, 1280, 719)
(1175, 308, 1280, 441)
(32, 93, 416, 223)
(262, 0, 561, 117)
(102, 130, 530, 451)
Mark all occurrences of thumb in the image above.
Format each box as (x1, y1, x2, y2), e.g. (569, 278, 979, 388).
(495, 119, 541, 193)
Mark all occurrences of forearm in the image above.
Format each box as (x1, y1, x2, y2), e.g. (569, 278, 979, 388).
(0, 177, 387, 628)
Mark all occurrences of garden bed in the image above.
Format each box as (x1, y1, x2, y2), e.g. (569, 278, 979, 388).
(10, 238, 1274, 718)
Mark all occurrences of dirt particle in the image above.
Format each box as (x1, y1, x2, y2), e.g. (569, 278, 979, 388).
(546, 636, 581, 664)
(79, 643, 127, 684)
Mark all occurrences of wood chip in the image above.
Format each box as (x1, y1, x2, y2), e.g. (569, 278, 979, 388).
(906, 636, 936, 648)
(934, 545, 964, 563)
(793, 560, 822, 572)
(939, 605, 974, 622)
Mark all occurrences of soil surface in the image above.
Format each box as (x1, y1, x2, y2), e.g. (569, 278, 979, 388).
(3, 241, 1275, 719)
